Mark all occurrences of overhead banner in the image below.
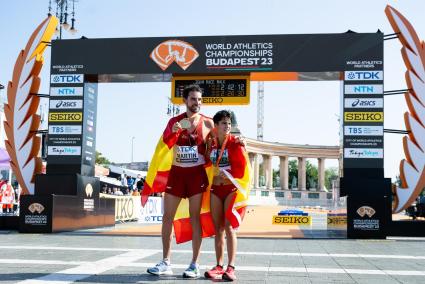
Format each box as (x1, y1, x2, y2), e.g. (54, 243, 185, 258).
(51, 33, 383, 75)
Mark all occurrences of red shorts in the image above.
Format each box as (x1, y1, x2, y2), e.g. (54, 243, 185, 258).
(211, 184, 236, 202)
(166, 165, 208, 198)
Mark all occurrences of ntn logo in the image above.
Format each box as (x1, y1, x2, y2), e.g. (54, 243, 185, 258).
(59, 88, 75, 95)
(355, 86, 373, 92)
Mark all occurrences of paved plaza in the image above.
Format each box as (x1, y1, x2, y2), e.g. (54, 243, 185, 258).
(0, 230, 424, 283)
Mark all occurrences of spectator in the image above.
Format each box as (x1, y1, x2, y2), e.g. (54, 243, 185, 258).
(136, 177, 145, 190)
(121, 174, 128, 187)
(127, 176, 134, 190)
(2, 180, 15, 213)
(113, 187, 123, 196)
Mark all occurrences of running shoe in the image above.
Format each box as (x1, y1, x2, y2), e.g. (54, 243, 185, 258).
(204, 265, 225, 279)
(147, 259, 173, 276)
(222, 265, 237, 281)
(182, 262, 201, 278)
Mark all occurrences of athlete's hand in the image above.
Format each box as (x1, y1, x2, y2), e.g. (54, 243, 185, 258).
(172, 122, 182, 133)
(236, 135, 246, 147)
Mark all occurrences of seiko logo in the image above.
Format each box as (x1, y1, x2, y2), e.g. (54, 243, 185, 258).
(357, 206, 376, 218)
(345, 71, 383, 81)
(28, 203, 45, 214)
(49, 112, 83, 122)
(51, 74, 83, 84)
(344, 112, 383, 122)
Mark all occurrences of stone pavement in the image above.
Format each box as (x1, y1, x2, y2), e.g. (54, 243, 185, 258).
(0, 232, 424, 283)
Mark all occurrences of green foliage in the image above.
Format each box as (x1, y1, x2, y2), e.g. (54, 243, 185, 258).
(96, 151, 111, 165)
(325, 167, 339, 189)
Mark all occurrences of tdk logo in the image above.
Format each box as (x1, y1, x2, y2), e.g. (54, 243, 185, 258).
(51, 74, 83, 84)
(345, 71, 383, 81)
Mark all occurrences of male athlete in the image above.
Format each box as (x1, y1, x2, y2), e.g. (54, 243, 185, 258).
(147, 85, 214, 278)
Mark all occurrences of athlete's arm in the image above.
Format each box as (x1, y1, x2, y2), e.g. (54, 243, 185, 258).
(163, 117, 182, 146)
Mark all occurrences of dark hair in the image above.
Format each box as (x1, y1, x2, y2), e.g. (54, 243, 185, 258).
(213, 110, 232, 125)
(183, 84, 202, 99)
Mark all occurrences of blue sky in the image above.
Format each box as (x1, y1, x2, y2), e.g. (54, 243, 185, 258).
(1, 0, 424, 180)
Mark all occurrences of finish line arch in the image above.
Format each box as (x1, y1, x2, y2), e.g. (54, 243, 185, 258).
(11, 8, 422, 238)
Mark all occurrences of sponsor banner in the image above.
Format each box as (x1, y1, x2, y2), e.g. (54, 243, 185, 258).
(49, 112, 83, 122)
(51, 33, 383, 75)
(345, 60, 383, 69)
(344, 84, 383, 94)
(138, 196, 164, 224)
(344, 126, 383, 136)
(48, 136, 81, 146)
(171, 76, 250, 105)
(344, 148, 383, 159)
(50, 74, 83, 84)
(344, 98, 383, 109)
(344, 137, 383, 148)
(353, 205, 380, 231)
(49, 100, 83, 110)
(344, 112, 383, 122)
(327, 215, 347, 226)
(344, 71, 383, 81)
(47, 146, 81, 156)
(272, 215, 311, 225)
(48, 125, 82, 135)
(100, 194, 141, 221)
(50, 87, 84, 97)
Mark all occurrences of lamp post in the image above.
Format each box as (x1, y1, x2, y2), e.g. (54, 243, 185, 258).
(131, 136, 135, 163)
(167, 97, 180, 117)
(48, 0, 78, 39)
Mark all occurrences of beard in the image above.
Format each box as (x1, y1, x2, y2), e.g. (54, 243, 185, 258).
(189, 105, 200, 113)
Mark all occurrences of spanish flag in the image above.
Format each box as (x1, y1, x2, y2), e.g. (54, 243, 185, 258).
(221, 141, 252, 229)
(142, 116, 251, 244)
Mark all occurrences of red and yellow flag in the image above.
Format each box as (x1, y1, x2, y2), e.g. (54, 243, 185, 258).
(142, 116, 251, 244)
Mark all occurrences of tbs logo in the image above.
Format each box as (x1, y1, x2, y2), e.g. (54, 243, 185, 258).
(51, 74, 83, 84)
(345, 71, 383, 81)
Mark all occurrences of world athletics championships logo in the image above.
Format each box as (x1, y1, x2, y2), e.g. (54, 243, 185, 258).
(357, 206, 376, 218)
(150, 40, 199, 71)
(28, 203, 45, 214)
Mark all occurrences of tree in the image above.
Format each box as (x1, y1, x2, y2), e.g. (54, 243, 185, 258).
(306, 161, 318, 189)
(96, 151, 111, 165)
(288, 159, 298, 189)
(325, 167, 339, 190)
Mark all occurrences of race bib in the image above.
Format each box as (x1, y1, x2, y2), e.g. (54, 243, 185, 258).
(175, 146, 199, 164)
(210, 149, 230, 167)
